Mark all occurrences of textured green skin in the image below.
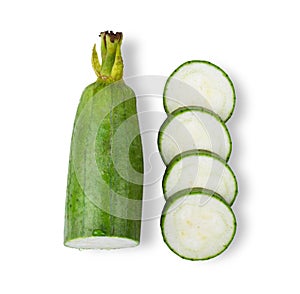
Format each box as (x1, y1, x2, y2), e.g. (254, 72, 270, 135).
(163, 60, 236, 122)
(157, 106, 232, 165)
(64, 80, 143, 247)
(162, 149, 238, 205)
(160, 187, 237, 260)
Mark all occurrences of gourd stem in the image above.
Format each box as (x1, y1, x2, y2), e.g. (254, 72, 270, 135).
(100, 32, 107, 63)
(98, 31, 123, 80)
(91, 31, 123, 82)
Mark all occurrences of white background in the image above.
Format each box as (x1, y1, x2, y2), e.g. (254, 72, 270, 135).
(1, 0, 299, 293)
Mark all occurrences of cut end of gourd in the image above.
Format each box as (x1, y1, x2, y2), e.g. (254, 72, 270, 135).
(65, 236, 138, 250)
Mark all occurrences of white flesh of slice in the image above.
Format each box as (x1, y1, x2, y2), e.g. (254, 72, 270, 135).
(165, 62, 235, 121)
(164, 154, 237, 204)
(163, 193, 235, 259)
(160, 110, 231, 164)
(65, 237, 138, 249)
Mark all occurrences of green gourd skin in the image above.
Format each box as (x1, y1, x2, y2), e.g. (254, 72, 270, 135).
(64, 32, 143, 248)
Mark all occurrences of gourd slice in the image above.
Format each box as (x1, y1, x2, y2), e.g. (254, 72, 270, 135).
(162, 150, 238, 205)
(161, 188, 236, 260)
(163, 60, 236, 121)
(158, 106, 232, 165)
